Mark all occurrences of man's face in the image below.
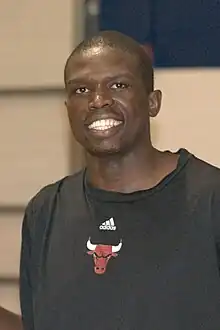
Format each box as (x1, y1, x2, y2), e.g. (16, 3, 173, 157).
(65, 47, 161, 156)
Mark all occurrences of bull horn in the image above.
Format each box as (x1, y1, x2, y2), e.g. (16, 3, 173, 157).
(112, 240, 122, 253)
(87, 238, 97, 251)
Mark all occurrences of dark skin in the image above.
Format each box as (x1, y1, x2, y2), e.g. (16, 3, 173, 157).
(0, 306, 22, 330)
(65, 33, 178, 193)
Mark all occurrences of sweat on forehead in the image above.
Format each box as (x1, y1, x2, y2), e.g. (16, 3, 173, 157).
(64, 31, 154, 90)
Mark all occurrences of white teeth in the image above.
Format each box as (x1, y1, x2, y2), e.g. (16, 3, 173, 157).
(88, 119, 122, 131)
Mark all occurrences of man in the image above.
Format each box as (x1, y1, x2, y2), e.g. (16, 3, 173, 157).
(0, 306, 22, 330)
(20, 31, 220, 330)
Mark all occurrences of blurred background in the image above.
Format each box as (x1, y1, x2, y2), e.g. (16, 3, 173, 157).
(0, 0, 220, 314)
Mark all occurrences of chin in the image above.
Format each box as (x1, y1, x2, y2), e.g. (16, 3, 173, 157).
(85, 144, 122, 158)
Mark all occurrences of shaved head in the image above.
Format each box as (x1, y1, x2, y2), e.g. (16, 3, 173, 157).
(64, 31, 154, 91)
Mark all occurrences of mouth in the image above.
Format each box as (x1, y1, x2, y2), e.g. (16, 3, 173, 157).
(88, 118, 123, 132)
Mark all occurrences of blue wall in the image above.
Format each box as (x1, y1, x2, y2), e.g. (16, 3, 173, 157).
(99, 0, 220, 67)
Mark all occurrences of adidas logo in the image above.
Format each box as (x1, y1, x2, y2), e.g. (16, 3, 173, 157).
(99, 218, 116, 231)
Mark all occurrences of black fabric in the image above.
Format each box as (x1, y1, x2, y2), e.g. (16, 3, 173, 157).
(20, 149, 220, 330)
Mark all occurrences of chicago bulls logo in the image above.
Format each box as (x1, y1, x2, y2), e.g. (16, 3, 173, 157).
(87, 238, 122, 275)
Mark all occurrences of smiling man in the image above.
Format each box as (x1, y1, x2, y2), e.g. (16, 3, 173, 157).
(20, 31, 220, 330)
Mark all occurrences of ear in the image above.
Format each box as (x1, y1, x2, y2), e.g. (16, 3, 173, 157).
(148, 90, 162, 118)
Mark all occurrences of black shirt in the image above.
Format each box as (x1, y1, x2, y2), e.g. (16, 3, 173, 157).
(20, 149, 220, 330)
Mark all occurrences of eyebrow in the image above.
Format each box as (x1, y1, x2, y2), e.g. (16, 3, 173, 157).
(66, 72, 135, 86)
(66, 78, 87, 86)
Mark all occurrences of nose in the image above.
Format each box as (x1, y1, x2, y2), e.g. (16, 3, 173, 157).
(89, 91, 113, 110)
(95, 266, 104, 271)
(95, 266, 105, 274)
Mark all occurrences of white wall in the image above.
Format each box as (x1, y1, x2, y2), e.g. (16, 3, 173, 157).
(0, 0, 84, 314)
(0, 0, 74, 88)
(0, 94, 70, 206)
(153, 69, 220, 168)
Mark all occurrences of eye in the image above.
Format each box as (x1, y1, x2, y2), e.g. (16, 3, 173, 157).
(75, 87, 90, 94)
(111, 82, 129, 90)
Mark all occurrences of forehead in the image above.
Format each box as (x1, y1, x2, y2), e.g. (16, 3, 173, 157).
(65, 47, 139, 82)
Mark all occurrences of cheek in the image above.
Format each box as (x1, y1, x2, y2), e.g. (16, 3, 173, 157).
(66, 104, 84, 137)
(67, 99, 85, 123)
(125, 96, 150, 131)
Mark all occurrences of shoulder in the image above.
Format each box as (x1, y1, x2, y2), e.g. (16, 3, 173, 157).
(23, 170, 84, 230)
(188, 154, 220, 190)
(30, 170, 84, 210)
(33, 170, 83, 208)
(184, 155, 220, 225)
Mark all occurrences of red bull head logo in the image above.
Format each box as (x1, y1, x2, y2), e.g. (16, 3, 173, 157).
(87, 238, 122, 275)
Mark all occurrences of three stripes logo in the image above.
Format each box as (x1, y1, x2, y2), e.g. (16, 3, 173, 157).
(99, 217, 116, 231)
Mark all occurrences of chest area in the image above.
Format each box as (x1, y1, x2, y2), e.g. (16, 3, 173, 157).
(33, 197, 220, 330)
(39, 195, 215, 281)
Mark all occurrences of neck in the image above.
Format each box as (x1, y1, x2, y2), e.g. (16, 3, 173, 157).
(85, 144, 169, 193)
